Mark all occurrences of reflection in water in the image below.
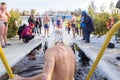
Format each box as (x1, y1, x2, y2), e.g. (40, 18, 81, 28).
(14, 43, 45, 77)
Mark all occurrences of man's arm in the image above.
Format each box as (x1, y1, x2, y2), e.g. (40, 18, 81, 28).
(43, 18, 45, 24)
(47, 17, 51, 25)
(28, 49, 55, 80)
(42, 49, 55, 79)
(47, 16, 50, 22)
(6, 11, 11, 17)
(24, 48, 55, 80)
(11, 48, 55, 80)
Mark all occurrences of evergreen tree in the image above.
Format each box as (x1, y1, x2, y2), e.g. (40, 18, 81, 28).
(8, 9, 22, 38)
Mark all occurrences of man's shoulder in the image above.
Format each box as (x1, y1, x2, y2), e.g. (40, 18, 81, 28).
(44, 47, 57, 59)
(47, 46, 58, 52)
(46, 46, 57, 53)
(45, 45, 63, 54)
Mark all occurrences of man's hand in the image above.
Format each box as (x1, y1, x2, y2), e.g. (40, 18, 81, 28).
(9, 74, 24, 80)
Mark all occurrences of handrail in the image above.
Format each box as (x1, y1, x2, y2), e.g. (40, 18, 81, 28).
(0, 47, 14, 79)
(86, 21, 120, 80)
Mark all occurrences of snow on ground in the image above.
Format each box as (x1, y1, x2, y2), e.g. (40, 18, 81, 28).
(76, 34, 120, 48)
(75, 34, 120, 80)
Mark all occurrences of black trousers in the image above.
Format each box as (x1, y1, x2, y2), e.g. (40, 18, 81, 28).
(75, 27, 79, 35)
(39, 27, 42, 34)
(68, 28, 71, 34)
(84, 31, 91, 43)
(23, 35, 34, 42)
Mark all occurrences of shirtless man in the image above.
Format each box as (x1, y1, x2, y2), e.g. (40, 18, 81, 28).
(71, 12, 76, 39)
(11, 30, 76, 80)
(0, 2, 10, 48)
(43, 14, 50, 37)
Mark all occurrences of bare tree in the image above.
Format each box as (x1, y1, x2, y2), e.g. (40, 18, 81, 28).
(100, 4, 106, 13)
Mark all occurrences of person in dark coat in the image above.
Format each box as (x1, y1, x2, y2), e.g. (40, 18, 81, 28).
(28, 15, 35, 24)
(82, 11, 94, 43)
(34, 17, 42, 36)
(39, 17, 42, 34)
(34, 18, 40, 36)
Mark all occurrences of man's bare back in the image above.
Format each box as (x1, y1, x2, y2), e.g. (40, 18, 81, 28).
(11, 43, 75, 80)
(48, 43, 75, 80)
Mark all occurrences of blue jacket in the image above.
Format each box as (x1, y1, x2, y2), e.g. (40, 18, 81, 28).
(82, 11, 94, 32)
(80, 17, 86, 28)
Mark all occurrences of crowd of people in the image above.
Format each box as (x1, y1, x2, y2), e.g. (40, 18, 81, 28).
(2, 1, 120, 80)
(10, 11, 94, 79)
(0, 2, 98, 80)
(0, 2, 119, 46)
(16, 9, 95, 44)
(54, 11, 94, 43)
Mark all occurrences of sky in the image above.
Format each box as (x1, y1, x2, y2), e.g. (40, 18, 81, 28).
(1, 0, 119, 14)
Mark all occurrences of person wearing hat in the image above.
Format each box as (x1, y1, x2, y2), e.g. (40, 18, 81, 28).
(81, 11, 94, 43)
(21, 22, 35, 43)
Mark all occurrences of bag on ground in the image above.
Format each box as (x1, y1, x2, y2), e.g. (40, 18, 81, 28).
(108, 43, 115, 48)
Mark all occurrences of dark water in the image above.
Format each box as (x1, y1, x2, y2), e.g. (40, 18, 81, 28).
(14, 51, 44, 77)
(0, 43, 106, 80)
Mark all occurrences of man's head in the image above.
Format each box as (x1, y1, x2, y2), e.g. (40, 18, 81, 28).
(58, 16, 61, 20)
(31, 15, 34, 19)
(82, 10, 87, 17)
(48, 29, 72, 48)
(0, 2, 6, 11)
(46, 13, 49, 17)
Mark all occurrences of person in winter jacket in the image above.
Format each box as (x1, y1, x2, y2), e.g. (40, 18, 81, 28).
(81, 11, 94, 43)
(21, 23, 35, 43)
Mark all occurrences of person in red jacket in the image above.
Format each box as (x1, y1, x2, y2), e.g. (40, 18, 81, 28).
(21, 23, 35, 43)
(107, 18, 114, 30)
